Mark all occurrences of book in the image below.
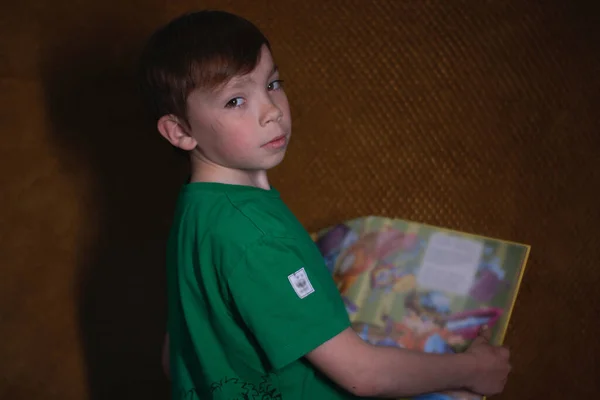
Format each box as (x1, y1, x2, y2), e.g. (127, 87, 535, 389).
(312, 215, 530, 400)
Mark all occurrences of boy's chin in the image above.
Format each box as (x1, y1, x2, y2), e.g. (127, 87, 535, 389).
(262, 151, 287, 170)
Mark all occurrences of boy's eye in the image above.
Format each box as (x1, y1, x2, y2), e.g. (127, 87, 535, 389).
(225, 97, 245, 108)
(268, 80, 284, 91)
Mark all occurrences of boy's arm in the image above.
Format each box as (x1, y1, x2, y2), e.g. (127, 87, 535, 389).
(227, 236, 510, 398)
(305, 326, 510, 398)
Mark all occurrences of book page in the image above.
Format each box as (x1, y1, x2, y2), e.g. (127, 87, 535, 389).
(417, 232, 484, 295)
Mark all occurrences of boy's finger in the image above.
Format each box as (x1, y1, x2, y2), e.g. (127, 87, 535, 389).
(496, 345, 510, 360)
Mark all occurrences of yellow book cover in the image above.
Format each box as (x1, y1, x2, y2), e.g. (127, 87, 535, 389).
(313, 216, 530, 400)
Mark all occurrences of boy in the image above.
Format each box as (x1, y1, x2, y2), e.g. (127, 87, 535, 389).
(138, 10, 511, 400)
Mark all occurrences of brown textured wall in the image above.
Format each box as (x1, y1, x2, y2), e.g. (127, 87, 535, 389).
(1, 1, 599, 399)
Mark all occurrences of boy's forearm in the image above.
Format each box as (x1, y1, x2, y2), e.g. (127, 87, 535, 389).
(361, 345, 476, 398)
(306, 328, 477, 398)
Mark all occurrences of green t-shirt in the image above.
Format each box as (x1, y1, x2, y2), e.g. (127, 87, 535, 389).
(166, 182, 358, 400)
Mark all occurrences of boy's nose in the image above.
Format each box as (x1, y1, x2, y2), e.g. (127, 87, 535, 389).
(260, 100, 283, 126)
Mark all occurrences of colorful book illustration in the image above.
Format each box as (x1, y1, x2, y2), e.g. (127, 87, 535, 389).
(313, 216, 530, 400)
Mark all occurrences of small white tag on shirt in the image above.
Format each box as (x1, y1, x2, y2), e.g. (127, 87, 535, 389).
(288, 267, 315, 299)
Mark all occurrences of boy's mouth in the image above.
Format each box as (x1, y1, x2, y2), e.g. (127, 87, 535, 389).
(262, 134, 288, 149)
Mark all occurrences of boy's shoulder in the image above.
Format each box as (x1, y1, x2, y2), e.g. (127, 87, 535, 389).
(175, 182, 303, 244)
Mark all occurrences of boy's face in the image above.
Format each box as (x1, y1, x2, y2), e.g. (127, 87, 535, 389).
(181, 45, 291, 177)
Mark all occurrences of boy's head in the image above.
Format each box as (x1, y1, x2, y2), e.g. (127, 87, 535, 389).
(138, 10, 291, 176)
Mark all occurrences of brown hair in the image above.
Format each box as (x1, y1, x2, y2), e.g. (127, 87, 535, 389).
(138, 10, 271, 126)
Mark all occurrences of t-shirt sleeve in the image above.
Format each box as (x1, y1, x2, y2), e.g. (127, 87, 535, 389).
(227, 234, 351, 370)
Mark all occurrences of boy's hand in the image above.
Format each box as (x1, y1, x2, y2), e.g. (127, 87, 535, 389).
(464, 326, 511, 396)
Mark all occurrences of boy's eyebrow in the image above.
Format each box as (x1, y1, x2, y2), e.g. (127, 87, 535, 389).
(227, 64, 279, 89)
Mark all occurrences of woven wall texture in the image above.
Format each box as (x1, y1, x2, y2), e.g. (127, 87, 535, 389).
(1, 0, 598, 399)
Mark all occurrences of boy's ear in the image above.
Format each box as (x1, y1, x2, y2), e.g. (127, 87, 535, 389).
(157, 115, 197, 151)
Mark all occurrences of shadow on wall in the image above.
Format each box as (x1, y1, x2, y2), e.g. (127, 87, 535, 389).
(39, 11, 187, 400)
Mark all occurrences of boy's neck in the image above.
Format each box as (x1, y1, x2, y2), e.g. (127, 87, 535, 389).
(189, 157, 271, 190)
